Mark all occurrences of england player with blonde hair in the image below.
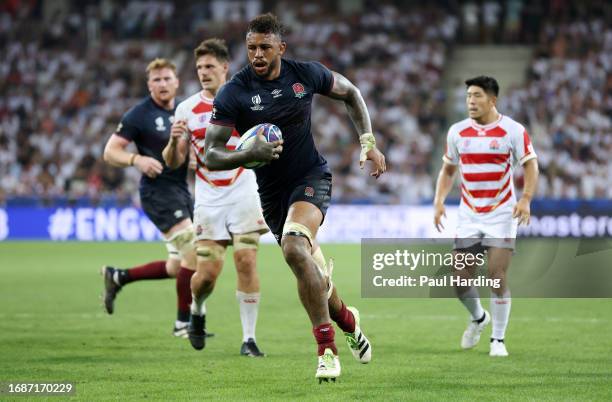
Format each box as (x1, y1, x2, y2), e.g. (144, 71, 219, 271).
(102, 58, 197, 338)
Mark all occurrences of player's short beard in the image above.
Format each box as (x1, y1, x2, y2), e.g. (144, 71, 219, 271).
(254, 58, 278, 79)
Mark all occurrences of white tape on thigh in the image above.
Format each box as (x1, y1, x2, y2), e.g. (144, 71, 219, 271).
(165, 242, 181, 261)
(282, 221, 313, 246)
(233, 232, 260, 251)
(166, 227, 196, 258)
(196, 244, 226, 262)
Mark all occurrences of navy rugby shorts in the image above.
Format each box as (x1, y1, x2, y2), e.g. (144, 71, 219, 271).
(140, 185, 193, 234)
(260, 169, 332, 245)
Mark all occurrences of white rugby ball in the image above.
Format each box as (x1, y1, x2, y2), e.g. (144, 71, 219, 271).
(236, 123, 283, 169)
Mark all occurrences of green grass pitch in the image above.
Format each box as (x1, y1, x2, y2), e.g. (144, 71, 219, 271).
(0, 241, 611, 401)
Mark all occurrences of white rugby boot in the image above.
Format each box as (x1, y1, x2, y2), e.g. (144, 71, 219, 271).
(343, 307, 372, 363)
(489, 339, 509, 357)
(461, 310, 491, 349)
(315, 348, 341, 383)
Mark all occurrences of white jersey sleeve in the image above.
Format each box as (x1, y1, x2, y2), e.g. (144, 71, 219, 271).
(442, 124, 460, 165)
(509, 124, 537, 166)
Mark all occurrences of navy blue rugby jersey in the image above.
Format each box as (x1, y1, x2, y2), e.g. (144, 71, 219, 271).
(115, 96, 188, 191)
(210, 58, 334, 193)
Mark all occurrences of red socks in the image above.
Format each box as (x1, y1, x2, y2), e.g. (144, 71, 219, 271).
(126, 261, 168, 282)
(176, 267, 194, 321)
(313, 323, 337, 356)
(330, 302, 356, 333)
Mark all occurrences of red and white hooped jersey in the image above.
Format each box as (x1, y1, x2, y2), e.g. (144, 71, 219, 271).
(175, 91, 257, 206)
(443, 114, 537, 216)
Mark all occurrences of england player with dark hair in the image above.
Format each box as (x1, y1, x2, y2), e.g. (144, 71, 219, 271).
(434, 75, 539, 357)
(203, 13, 386, 382)
(163, 39, 267, 357)
(101, 58, 197, 338)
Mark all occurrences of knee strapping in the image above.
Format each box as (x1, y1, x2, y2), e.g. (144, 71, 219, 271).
(233, 232, 260, 251)
(196, 244, 226, 262)
(282, 221, 313, 246)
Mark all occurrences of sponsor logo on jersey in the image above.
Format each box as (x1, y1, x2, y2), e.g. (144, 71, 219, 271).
(250, 94, 264, 111)
(271, 89, 283, 98)
(174, 210, 184, 219)
(292, 83, 306, 98)
(304, 186, 315, 197)
(196, 225, 203, 235)
(116, 122, 123, 133)
(489, 139, 500, 150)
(155, 116, 167, 131)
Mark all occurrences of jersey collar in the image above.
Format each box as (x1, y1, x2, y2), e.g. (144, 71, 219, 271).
(470, 113, 503, 130)
(199, 91, 214, 104)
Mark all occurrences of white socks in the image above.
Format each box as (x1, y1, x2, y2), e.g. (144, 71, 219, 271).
(236, 290, 260, 342)
(458, 286, 485, 321)
(190, 293, 207, 316)
(490, 289, 511, 340)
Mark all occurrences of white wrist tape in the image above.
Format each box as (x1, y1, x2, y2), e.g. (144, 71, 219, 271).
(359, 133, 376, 162)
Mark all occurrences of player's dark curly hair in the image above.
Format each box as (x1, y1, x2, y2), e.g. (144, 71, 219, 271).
(247, 13, 284, 38)
(465, 76, 499, 97)
(194, 38, 229, 62)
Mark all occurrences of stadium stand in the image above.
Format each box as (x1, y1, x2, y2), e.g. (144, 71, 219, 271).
(0, 0, 609, 206)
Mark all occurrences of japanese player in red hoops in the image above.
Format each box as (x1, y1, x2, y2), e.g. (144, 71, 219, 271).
(163, 39, 267, 357)
(434, 76, 539, 357)
(102, 59, 201, 339)
(203, 14, 386, 382)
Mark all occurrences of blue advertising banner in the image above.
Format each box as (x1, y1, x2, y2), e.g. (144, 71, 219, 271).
(0, 202, 610, 242)
(0, 207, 163, 241)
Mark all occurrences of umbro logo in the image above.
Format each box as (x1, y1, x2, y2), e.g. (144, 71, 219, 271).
(271, 89, 283, 98)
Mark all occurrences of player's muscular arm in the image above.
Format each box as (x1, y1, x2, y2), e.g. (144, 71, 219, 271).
(204, 123, 283, 171)
(163, 120, 189, 169)
(327, 72, 372, 135)
(513, 158, 539, 225)
(519, 158, 538, 201)
(103, 134, 137, 167)
(103, 134, 163, 178)
(326, 71, 386, 177)
(433, 162, 458, 232)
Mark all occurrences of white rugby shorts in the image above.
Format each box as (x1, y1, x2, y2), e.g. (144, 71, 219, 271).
(193, 195, 269, 241)
(454, 207, 518, 250)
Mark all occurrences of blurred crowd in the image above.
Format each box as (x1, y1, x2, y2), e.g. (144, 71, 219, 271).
(0, 0, 609, 205)
(0, 0, 455, 205)
(499, 17, 611, 199)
